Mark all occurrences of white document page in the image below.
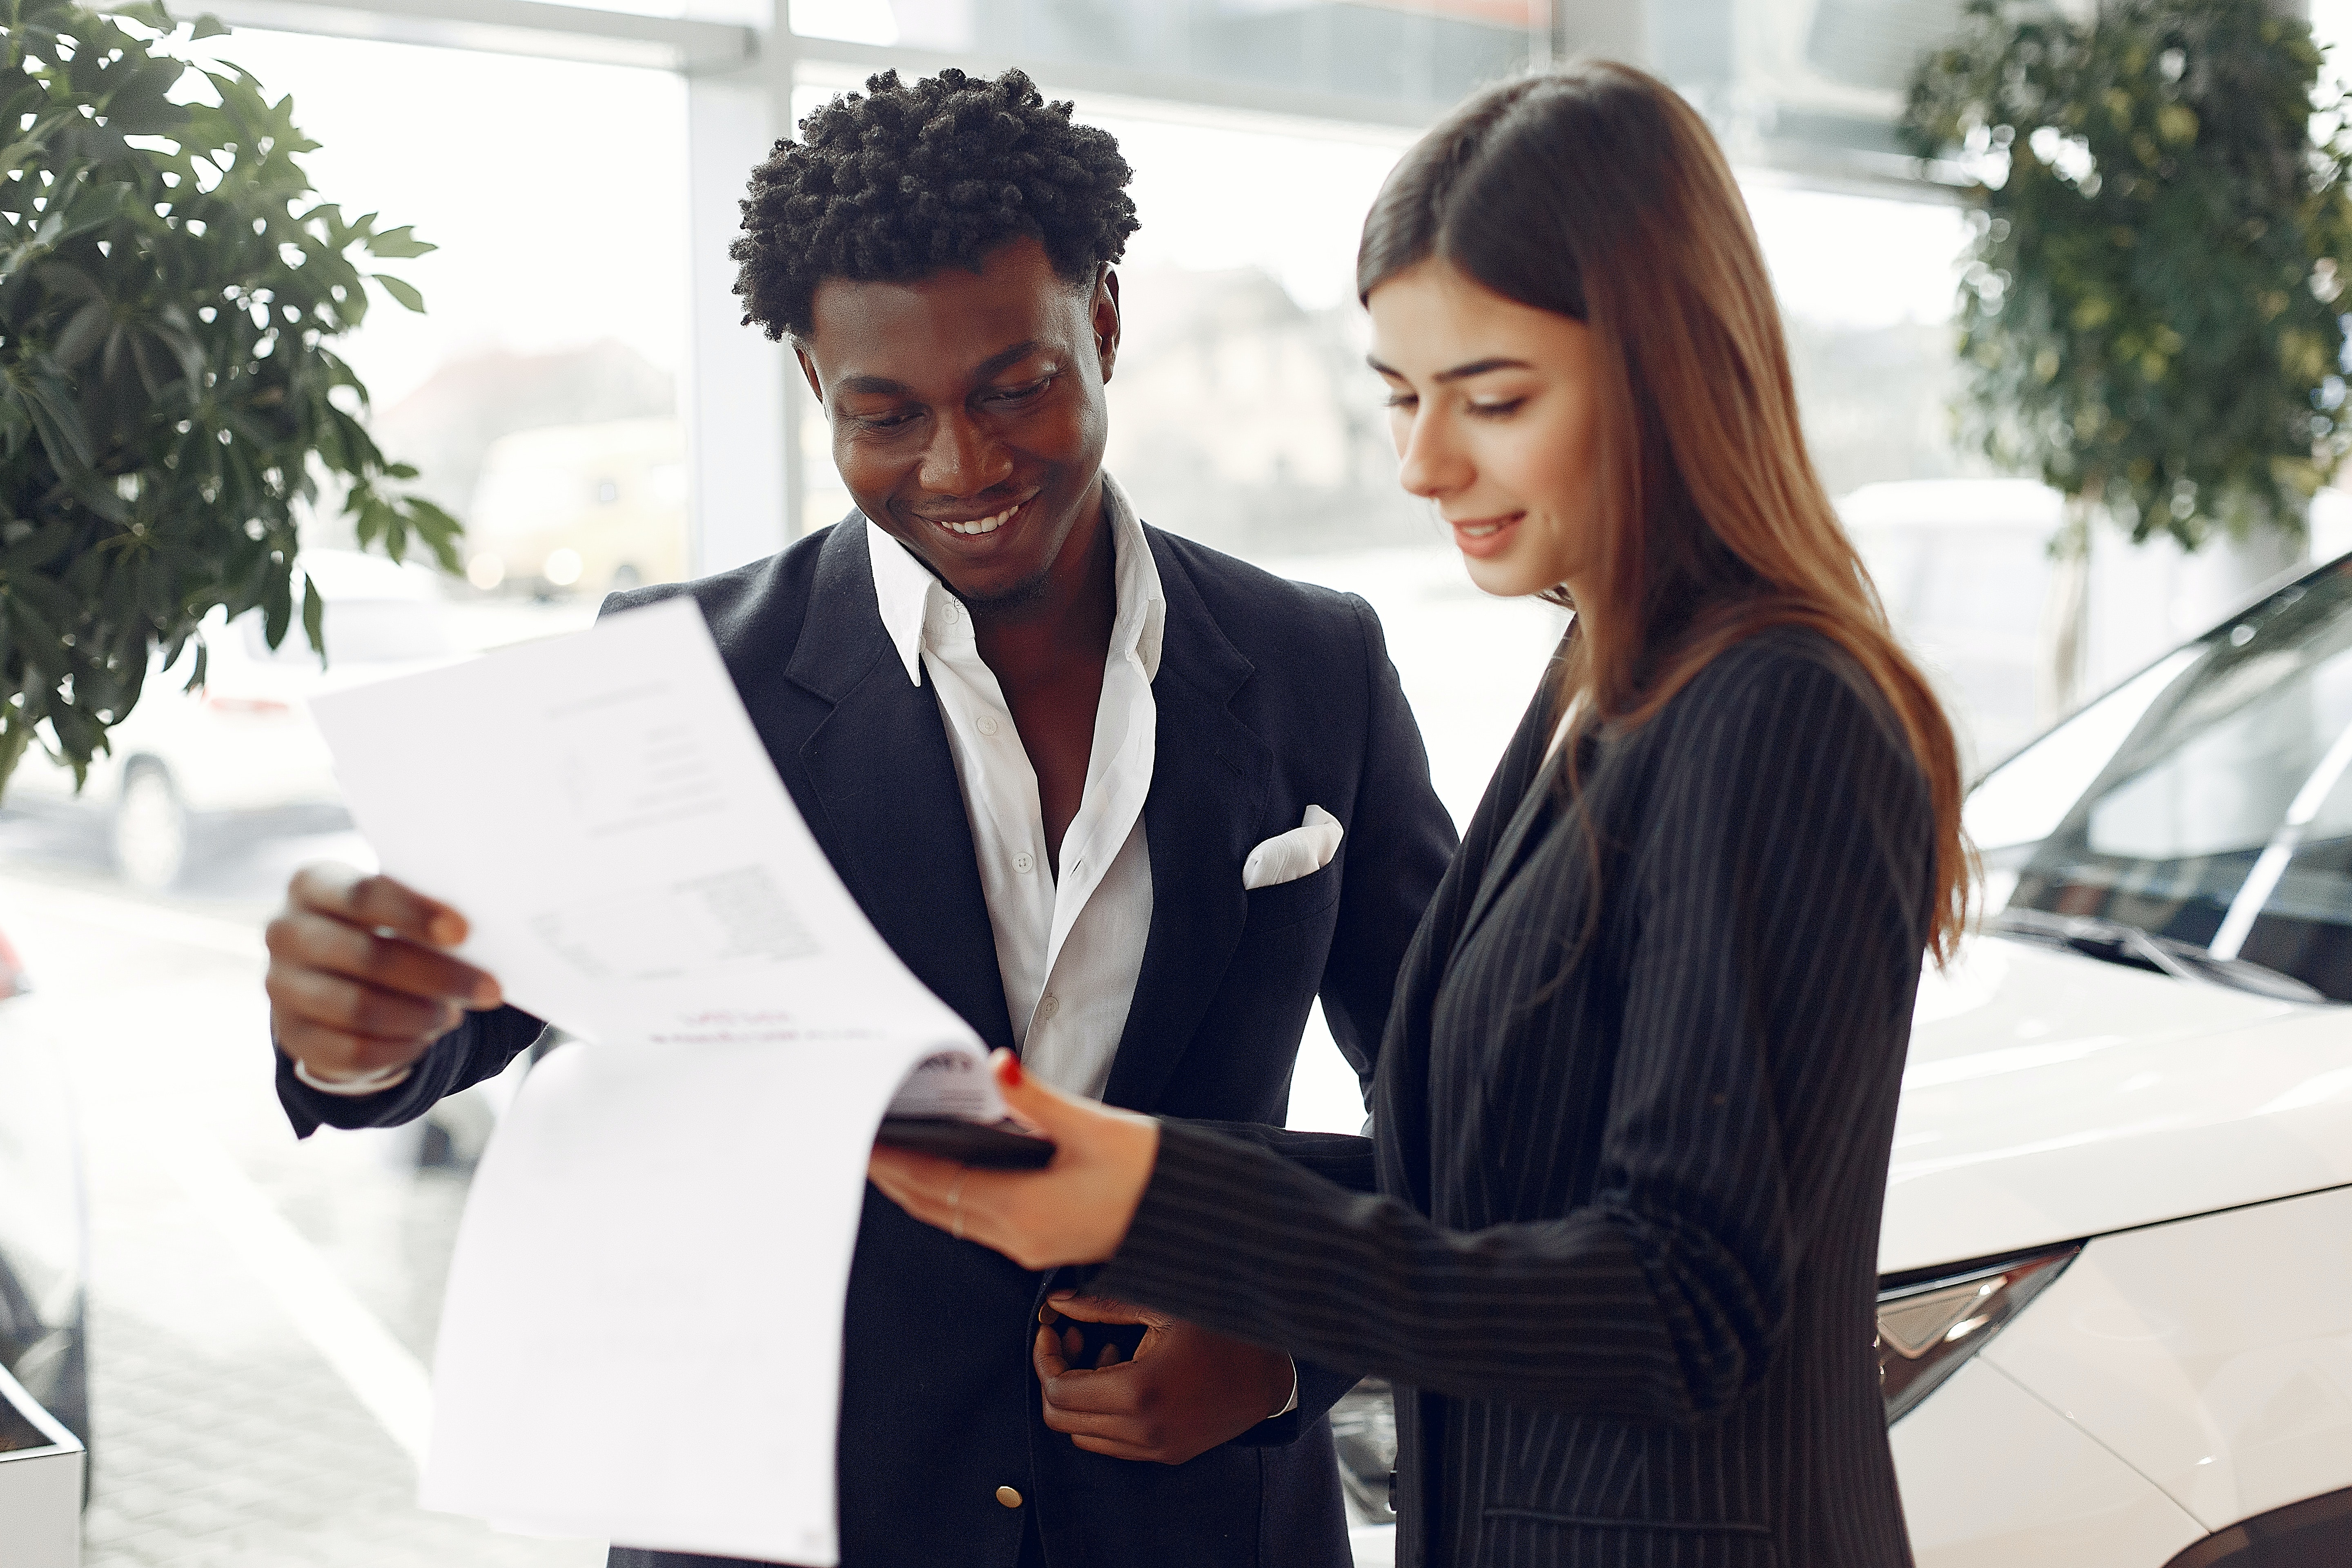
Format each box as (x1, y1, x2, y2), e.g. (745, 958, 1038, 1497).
(308, 598, 996, 1565)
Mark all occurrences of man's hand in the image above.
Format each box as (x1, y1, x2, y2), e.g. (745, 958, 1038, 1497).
(265, 862, 501, 1089)
(1033, 1293, 1294, 1465)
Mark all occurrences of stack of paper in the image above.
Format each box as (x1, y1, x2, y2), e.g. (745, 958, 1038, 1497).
(311, 599, 994, 1566)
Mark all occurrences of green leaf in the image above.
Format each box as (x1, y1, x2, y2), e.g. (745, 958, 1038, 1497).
(364, 223, 435, 260)
(259, 559, 291, 649)
(6, 356, 95, 472)
(372, 272, 424, 313)
(300, 568, 323, 662)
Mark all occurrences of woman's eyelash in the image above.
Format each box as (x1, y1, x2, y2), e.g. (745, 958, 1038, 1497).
(1378, 392, 1525, 416)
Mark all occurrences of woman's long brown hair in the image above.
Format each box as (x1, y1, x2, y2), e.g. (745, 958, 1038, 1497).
(1361, 62, 1972, 963)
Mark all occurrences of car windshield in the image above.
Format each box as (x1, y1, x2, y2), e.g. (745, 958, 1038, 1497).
(238, 598, 454, 666)
(1976, 556, 2352, 1002)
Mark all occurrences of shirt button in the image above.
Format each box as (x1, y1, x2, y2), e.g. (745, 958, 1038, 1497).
(1038, 994, 1059, 1020)
(977, 714, 1000, 736)
(996, 1485, 1023, 1509)
(1013, 852, 1034, 874)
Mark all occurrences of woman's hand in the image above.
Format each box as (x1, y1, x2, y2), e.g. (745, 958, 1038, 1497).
(866, 1050, 1158, 1271)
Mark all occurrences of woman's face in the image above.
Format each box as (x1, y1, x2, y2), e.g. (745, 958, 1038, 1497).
(1366, 257, 1604, 600)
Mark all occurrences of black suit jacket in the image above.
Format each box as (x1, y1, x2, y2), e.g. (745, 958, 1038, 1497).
(1094, 629, 1931, 1568)
(277, 517, 1458, 1568)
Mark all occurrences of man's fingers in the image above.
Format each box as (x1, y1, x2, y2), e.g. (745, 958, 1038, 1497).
(1040, 1392, 1152, 1439)
(1043, 1292, 1166, 1328)
(1039, 1361, 1149, 1417)
(272, 1015, 437, 1080)
(268, 963, 461, 1043)
(267, 909, 499, 1007)
(290, 863, 468, 947)
(1068, 1434, 1158, 1462)
(1033, 1323, 1071, 1380)
(1094, 1343, 1122, 1370)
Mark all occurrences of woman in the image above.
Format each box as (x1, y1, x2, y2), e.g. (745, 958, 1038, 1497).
(870, 61, 1968, 1568)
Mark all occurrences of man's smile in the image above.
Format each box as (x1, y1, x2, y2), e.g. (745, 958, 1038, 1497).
(916, 490, 1040, 539)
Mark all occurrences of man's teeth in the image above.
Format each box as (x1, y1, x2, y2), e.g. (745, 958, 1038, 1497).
(938, 503, 1020, 536)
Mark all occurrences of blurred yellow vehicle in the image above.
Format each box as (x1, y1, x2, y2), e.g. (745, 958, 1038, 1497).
(463, 416, 689, 598)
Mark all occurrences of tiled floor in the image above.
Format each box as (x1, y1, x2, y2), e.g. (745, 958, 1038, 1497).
(0, 856, 597, 1568)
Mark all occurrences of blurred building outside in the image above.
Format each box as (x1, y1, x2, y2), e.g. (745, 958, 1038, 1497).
(463, 419, 691, 599)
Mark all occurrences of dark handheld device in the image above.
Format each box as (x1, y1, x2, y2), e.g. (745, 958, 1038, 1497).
(875, 1116, 1056, 1169)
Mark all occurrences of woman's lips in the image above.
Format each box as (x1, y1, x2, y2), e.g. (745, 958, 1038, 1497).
(1449, 512, 1523, 560)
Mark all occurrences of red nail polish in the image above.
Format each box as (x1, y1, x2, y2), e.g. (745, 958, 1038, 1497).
(997, 1050, 1024, 1089)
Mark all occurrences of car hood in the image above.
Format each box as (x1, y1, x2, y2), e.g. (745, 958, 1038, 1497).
(1878, 934, 2352, 1275)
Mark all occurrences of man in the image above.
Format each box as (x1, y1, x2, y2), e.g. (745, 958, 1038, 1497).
(264, 67, 1454, 1568)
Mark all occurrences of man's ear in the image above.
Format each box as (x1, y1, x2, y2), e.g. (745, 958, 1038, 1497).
(794, 343, 825, 403)
(1092, 266, 1122, 384)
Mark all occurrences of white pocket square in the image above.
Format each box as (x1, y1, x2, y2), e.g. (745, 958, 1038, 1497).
(1243, 804, 1343, 891)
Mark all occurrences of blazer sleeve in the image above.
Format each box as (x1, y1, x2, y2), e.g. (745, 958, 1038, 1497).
(275, 1004, 550, 1138)
(1315, 596, 1459, 1096)
(1093, 650, 1931, 1424)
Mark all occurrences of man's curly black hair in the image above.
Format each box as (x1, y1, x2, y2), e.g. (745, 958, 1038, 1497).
(731, 68, 1140, 342)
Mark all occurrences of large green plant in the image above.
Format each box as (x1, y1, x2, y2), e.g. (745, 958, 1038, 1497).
(0, 0, 459, 797)
(1902, 0, 2352, 552)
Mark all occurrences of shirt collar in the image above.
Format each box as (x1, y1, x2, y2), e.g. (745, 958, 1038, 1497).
(865, 474, 1165, 686)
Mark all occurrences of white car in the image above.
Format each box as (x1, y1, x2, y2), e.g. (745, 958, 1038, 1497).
(1885, 546, 2352, 1564)
(8, 550, 458, 891)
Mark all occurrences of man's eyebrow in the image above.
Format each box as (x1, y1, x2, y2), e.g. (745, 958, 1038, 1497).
(832, 340, 1052, 400)
(971, 339, 1051, 379)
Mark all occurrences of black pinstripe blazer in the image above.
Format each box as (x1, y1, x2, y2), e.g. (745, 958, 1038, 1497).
(1098, 628, 1932, 1568)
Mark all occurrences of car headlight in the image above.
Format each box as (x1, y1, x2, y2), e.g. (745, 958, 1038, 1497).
(1878, 1242, 2080, 1423)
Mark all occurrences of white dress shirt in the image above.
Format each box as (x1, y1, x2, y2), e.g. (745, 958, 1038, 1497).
(873, 483, 1296, 1418)
(866, 477, 1163, 1100)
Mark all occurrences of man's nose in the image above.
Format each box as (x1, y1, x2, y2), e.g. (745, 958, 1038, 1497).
(920, 411, 1015, 498)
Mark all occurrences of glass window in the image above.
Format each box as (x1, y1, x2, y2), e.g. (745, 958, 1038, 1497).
(240, 599, 457, 666)
(788, 0, 1542, 114)
(2004, 561, 2352, 998)
(1963, 648, 2202, 852)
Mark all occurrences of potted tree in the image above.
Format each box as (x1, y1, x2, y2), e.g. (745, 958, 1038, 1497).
(1902, 0, 2352, 719)
(0, 0, 458, 805)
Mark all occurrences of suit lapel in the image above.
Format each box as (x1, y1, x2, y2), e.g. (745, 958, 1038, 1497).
(777, 524, 1017, 1056)
(1450, 753, 1564, 958)
(1100, 533, 1270, 1112)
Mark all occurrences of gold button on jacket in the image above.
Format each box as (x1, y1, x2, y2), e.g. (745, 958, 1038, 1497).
(995, 1485, 1023, 1509)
